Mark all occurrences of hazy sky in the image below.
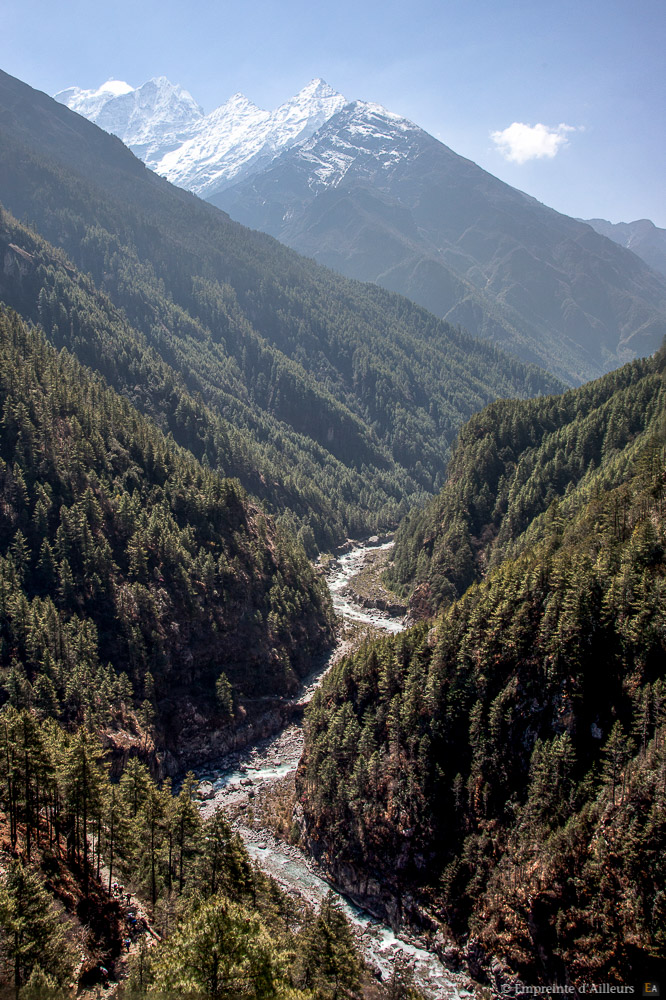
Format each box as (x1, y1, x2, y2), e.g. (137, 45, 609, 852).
(3, 0, 664, 225)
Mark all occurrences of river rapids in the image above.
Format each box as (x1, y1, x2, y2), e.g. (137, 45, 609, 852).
(196, 541, 476, 999)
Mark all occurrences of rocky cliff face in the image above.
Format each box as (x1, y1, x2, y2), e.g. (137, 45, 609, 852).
(294, 799, 521, 992)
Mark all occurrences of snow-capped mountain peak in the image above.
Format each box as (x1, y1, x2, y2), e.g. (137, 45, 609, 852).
(205, 92, 265, 125)
(154, 77, 347, 196)
(55, 79, 135, 119)
(55, 75, 347, 198)
(269, 78, 347, 142)
(225, 92, 260, 109)
(288, 77, 342, 104)
(55, 76, 203, 161)
(286, 99, 423, 190)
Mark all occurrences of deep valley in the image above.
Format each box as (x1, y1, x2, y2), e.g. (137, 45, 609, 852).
(0, 56, 664, 1000)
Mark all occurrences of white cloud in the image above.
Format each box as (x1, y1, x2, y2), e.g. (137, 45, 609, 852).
(99, 80, 134, 97)
(490, 121, 577, 164)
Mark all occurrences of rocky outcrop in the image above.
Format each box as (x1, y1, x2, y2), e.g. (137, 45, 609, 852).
(296, 803, 436, 935)
(340, 587, 407, 617)
(99, 728, 176, 780)
(295, 806, 523, 991)
(333, 534, 393, 556)
(173, 699, 306, 772)
(99, 693, 309, 782)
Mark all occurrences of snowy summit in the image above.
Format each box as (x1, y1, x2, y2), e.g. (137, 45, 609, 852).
(54, 77, 203, 163)
(55, 76, 347, 198)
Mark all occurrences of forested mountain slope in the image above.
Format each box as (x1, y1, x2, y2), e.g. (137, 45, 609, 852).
(299, 349, 666, 985)
(0, 306, 332, 747)
(0, 710, 369, 997)
(387, 352, 666, 613)
(0, 68, 559, 550)
(0, 208, 395, 554)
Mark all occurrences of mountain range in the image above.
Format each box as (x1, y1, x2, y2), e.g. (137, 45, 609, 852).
(582, 216, 666, 278)
(1, 63, 665, 994)
(55, 76, 346, 197)
(2, 67, 558, 555)
(56, 76, 666, 386)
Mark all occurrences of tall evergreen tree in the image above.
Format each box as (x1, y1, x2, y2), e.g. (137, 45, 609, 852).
(0, 861, 74, 993)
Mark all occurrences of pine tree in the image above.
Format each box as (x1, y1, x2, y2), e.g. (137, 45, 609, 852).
(293, 892, 362, 999)
(147, 894, 286, 999)
(602, 722, 632, 806)
(142, 781, 165, 910)
(173, 772, 201, 893)
(0, 860, 74, 993)
(60, 728, 104, 894)
(215, 672, 234, 718)
(196, 809, 251, 899)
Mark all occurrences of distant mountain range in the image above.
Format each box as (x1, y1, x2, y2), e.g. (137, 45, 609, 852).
(582, 217, 666, 278)
(54, 76, 346, 197)
(2, 66, 559, 555)
(55, 76, 666, 385)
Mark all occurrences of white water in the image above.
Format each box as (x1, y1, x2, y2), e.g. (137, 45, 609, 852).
(197, 541, 471, 998)
(327, 541, 406, 633)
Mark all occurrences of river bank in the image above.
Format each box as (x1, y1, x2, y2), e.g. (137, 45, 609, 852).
(193, 539, 480, 999)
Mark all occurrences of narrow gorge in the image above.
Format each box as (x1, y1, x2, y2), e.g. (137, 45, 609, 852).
(193, 542, 473, 999)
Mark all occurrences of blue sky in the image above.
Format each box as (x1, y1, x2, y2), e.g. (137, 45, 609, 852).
(3, 0, 664, 225)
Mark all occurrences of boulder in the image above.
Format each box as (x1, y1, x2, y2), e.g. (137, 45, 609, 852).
(196, 781, 215, 800)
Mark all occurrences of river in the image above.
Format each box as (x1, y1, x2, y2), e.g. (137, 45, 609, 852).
(196, 540, 474, 999)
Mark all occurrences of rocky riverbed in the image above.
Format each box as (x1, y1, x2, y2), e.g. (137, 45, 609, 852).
(325, 539, 408, 634)
(195, 540, 476, 998)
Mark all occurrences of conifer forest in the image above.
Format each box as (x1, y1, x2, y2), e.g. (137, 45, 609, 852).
(0, 58, 664, 1000)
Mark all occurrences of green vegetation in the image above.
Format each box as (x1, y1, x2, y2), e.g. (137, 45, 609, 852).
(0, 858, 74, 991)
(0, 68, 560, 550)
(388, 351, 666, 611)
(3, 66, 664, 990)
(0, 303, 413, 997)
(301, 353, 666, 984)
(0, 306, 332, 736)
(0, 707, 373, 998)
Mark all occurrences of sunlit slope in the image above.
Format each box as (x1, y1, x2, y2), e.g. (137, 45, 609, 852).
(0, 67, 559, 549)
(214, 101, 666, 385)
(388, 352, 666, 612)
